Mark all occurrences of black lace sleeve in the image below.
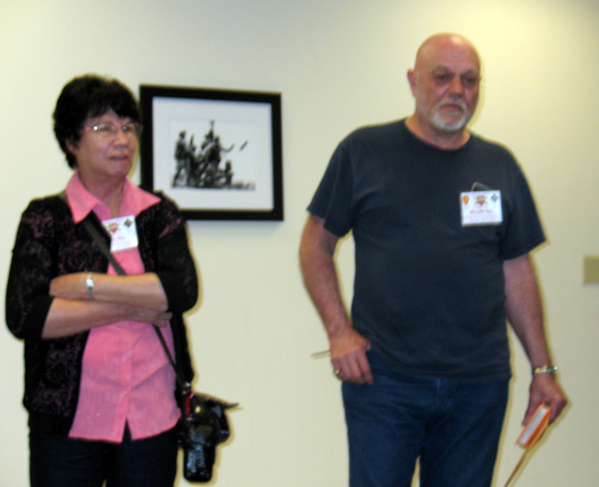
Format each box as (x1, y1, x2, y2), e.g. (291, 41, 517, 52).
(137, 194, 199, 314)
(6, 199, 61, 340)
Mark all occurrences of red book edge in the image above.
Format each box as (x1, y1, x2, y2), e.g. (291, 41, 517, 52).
(516, 403, 551, 447)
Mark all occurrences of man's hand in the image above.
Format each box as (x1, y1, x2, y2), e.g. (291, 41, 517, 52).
(524, 373, 568, 425)
(330, 327, 372, 385)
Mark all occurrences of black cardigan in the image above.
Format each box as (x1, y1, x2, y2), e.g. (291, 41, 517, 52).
(6, 193, 198, 435)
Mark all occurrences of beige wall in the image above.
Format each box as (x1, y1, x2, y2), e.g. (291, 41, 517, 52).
(1, 1, 597, 485)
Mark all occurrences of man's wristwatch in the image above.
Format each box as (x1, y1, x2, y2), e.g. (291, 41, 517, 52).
(532, 365, 558, 376)
(86, 272, 94, 300)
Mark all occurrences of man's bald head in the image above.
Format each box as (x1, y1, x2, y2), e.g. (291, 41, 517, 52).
(414, 34, 480, 74)
(406, 33, 482, 147)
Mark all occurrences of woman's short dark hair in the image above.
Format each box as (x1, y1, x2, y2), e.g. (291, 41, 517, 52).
(53, 74, 140, 168)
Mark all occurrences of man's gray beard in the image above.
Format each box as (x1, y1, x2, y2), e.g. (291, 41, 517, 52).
(430, 110, 469, 132)
(415, 94, 472, 133)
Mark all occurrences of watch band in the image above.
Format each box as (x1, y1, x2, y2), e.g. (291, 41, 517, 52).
(85, 272, 94, 300)
(532, 365, 558, 376)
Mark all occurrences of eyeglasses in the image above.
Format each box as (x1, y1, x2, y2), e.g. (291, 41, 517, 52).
(84, 122, 142, 139)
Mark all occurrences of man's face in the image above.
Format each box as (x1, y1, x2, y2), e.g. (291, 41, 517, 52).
(410, 39, 481, 133)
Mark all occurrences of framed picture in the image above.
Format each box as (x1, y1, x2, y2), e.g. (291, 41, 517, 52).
(139, 85, 283, 220)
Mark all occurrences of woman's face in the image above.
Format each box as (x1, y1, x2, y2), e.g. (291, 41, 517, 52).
(67, 109, 138, 186)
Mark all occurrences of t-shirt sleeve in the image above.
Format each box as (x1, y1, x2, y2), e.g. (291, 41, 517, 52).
(499, 165, 546, 260)
(307, 142, 354, 237)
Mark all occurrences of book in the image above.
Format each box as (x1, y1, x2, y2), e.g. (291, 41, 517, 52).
(503, 404, 552, 486)
(516, 403, 551, 447)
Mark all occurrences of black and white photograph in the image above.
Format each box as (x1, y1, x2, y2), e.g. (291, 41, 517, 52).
(140, 85, 283, 220)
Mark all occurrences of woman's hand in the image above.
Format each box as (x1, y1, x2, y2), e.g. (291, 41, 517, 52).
(128, 307, 173, 328)
(49, 273, 89, 300)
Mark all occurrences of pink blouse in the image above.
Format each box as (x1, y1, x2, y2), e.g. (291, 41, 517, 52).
(66, 173, 180, 442)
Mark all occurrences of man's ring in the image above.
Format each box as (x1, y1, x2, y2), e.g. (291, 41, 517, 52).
(334, 369, 342, 378)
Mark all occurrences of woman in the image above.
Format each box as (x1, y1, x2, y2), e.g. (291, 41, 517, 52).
(6, 75, 198, 487)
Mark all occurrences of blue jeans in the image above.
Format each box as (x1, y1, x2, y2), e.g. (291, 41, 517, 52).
(342, 352, 508, 487)
(29, 425, 178, 487)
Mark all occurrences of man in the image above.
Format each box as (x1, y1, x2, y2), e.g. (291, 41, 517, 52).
(299, 33, 567, 487)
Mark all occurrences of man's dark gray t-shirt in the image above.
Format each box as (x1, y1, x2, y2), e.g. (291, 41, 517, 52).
(308, 120, 545, 381)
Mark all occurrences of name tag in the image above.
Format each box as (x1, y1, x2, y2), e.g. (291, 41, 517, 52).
(102, 215, 138, 251)
(460, 191, 503, 226)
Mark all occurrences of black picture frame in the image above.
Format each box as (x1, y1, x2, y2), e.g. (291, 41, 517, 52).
(139, 85, 283, 221)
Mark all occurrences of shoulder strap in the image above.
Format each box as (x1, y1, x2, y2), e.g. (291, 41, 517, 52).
(82, 218, 127, 276)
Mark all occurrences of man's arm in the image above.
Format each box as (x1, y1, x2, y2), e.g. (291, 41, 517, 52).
(503, 253, 568, 424)
(299, 214, 372, 384)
